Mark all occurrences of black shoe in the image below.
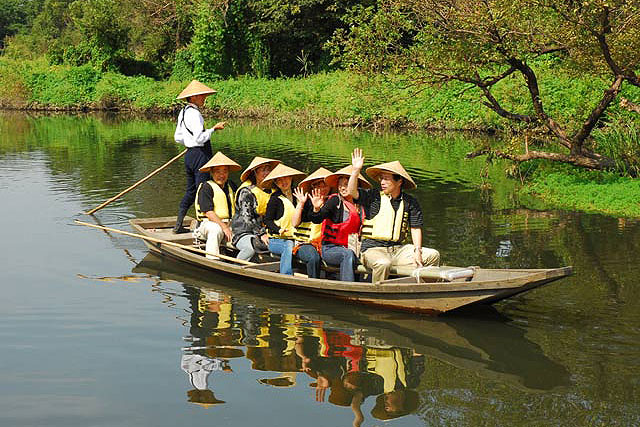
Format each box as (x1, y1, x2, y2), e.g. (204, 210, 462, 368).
(172, 225, 189, 234)
(173, 213, 188, 234)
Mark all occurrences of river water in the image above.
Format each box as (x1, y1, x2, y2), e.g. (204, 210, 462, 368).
(0, 112, 638, 426)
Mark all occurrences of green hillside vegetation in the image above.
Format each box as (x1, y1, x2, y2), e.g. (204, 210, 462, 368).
(1, 0, 639, 217)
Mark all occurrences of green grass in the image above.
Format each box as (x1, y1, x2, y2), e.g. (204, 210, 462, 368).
(3, 56, 640, 133)
(520, 166, 640, 217)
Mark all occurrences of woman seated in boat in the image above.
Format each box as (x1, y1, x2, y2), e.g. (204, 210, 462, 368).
(290, 167, 334, 278)
(261, 164, 307, 275)
(193, 152, 241, 259)
(308, 166, 372, 282)
(231, 157, 281, 261)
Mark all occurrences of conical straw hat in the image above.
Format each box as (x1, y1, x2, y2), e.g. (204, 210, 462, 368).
(261, 164, 306, 187)
(325, 165, 372, 189)
(199, 151, 242, 173)
(366, 161, 417, 190)
(240, 157, 281, 182)
(177, 80, 217, 100)
(298, 167, 333, 192)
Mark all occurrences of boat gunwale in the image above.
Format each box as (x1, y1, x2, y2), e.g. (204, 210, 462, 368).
(129, 218, 573, 296)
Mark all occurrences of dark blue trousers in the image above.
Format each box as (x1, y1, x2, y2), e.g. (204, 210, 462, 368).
(178, 142, 212, 217)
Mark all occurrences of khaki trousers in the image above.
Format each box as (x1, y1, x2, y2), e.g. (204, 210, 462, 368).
(195, 220, 225, 259)
(361, 244, 440, 284)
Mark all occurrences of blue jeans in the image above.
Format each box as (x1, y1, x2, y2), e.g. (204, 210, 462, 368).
(296, 244, 321, 278)
(236, 234, 255, 261)
(269, 238, 294, 275)
(322, 244, 358, 282)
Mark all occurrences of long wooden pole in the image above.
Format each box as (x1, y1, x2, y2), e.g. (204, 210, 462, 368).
(84, 149, 187, 215)
(74, 220, 255, 266)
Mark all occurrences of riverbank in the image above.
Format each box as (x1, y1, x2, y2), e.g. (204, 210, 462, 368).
(3, 57, 639, 130)
(2, 57, 639, 218)
(519, 166, 640, 218)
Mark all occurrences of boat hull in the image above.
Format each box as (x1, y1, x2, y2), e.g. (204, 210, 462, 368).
(130, 217, 572, 314)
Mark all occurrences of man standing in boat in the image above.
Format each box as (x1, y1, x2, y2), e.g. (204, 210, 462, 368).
(173, 80, 227, 234)
(193, 152, 241, 259)
(347, 149, 440, 284)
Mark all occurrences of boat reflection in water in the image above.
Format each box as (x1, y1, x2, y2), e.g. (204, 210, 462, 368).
(134, 253, 571, 422)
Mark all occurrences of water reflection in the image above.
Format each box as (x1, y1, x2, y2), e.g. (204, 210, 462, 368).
(133, 252, 571, 422)
(176, 266, 428, 424)
(4, 112, 639, 424)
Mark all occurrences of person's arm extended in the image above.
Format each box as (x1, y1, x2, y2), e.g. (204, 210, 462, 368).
(264, 196, 282, 235)
(410, 227, 423, 266)
(347, 148, 364, 200)
(351, 391, 364, 427)
(291, 187, 308, 227)
(308, 196, 337, 223)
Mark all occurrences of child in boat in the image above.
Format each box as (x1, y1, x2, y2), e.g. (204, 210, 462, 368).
(192, 152, 240, 259)
(231, 157, 280, 261)
(290, 167, 334, 278)
(262, 164, 307, 275)
(307, 166, 372, 282)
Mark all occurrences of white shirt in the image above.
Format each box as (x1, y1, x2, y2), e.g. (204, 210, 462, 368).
(181, 354, 226, 390)
(174, 104, 215, 148)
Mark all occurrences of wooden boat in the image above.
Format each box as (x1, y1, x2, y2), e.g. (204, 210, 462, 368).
(128, 216, 573, 315)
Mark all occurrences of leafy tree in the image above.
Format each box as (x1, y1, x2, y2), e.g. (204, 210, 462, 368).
(67, 0, 131, 70)
(333, 0, 640, 172)
(190, 1, 225, 80)
(248, 0, 374, 76)
(0, 0, 46, 49)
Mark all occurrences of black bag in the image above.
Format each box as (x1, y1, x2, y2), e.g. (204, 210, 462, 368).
(251, 235, 270, 253)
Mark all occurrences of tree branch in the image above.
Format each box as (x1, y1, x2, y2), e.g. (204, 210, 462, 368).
(466, 149, 614, 170)
(506, 57, 571, 147)
(479, 86, 537, 123)
(572, 75, 624, 149)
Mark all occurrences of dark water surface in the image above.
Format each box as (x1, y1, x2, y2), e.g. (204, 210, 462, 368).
(1, 112, 638, 426)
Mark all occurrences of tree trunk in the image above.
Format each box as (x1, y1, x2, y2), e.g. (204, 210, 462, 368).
(466, 149, 616, 170)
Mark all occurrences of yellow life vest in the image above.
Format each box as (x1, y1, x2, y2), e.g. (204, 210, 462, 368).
(239, 180, 272, 216)
(293, 221, 323, 243)
(366, 347, 407, 393)
(269, 194, 296, 239)
(281, 313, 298, 356)
(195, 181, 235, 221)
(216, 302, 232, 329)
(361, 192, 408, 242)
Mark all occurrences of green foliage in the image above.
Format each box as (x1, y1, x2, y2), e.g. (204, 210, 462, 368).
(67, 0, 130, 71)
(332, 0, 640, 174)
(2, 0, 371, 79)
(24, 64, 102, 105)
(0, 0, 43, 48)
(520, 166, 640, 217)
(249, 36, 270, 78)
(171, 48, 195, 82)
(30, 0, 72, 45)
(593, 121, 640, 177)
(190, 2, 225, 81)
